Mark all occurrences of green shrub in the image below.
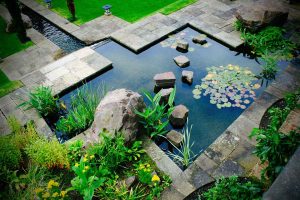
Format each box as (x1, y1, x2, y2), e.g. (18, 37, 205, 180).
(56, 84, 106, 136)
(241, 26, 295, 59)
(0, 137, 22, 170)
(135, 87, 176, 139)
(260, 55, 278, 80)
(202, 176, 262, 200)
(19, 86, 59, 117)
(250, 91, 300, 182)
(25, 137, 69, 169)
(67, 139, 84, 166)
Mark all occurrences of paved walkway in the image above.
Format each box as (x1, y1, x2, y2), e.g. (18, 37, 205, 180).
(20, 0, 129, 45)
(0, 28, 61, 80)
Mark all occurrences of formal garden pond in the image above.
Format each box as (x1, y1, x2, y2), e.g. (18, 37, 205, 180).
(54, 27, 287, 157)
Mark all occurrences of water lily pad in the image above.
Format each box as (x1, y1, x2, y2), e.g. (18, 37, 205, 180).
(192, 89, 201, 95)
(217, 104, 222, 109)
(193, 95, 201, 99)
(202, 43, 212, 48)
(201, 84, 208, 89)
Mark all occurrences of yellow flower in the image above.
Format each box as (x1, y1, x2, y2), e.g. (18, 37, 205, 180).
(84, 154, 89, 158)
(75, 163, 79, 167)
(82, 170, 86, 173)
(34, 187, 43, 194)
(146, 164, 150, 168)
(52, 192, 59, 197)
(53, 181, 59, 187)
(90, 155, 95, 159)
(84, 166, 89, 170)
(47, 180, 55, 189)
(60, 190, 67, 197)
(42, 192, 50, 198)
(83, 158, 88, 162)
(151, 174, 160, 182)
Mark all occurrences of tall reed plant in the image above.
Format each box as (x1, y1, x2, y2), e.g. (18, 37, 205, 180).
(56, 83, 106, 136)
(167, 120, 196, 168)
(19, 86, 58, 117)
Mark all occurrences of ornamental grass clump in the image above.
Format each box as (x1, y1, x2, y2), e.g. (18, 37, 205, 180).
(167, 120, 196, 168)
(19, 86, 59, 117)
(56, 83, 106, 136)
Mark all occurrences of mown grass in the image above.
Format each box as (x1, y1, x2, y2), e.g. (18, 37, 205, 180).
(160, 0, 198, 15)
(36, 0, 196, 25)
(0, 17, 33, 58)
(0, 70, 23, 98)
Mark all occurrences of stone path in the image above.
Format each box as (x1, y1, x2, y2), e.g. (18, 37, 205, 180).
(0, 47, 112, 137)
(0, 28, 61, 80)
(20, 0, 129, 45)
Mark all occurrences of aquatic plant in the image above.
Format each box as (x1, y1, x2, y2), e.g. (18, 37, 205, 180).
(19, 86, 59, 117)
(167, 120, 196, 167)
(56, 83, 106, 136)
(135, 87, 176, 139)
(193, 64, 261, 109)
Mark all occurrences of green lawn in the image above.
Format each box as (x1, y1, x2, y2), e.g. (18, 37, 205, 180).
(0, 17, 33, 59)
(0, 70, 23, 98)
(37, 0, 196, 25)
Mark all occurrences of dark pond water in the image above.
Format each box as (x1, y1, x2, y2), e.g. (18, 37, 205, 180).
(60, 27, 287, 156)
(22, 6, 85, 53)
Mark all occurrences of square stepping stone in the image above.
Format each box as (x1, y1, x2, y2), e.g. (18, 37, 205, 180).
(174, 55, 190, 67)
(154, 72, 176, 88)
(182, 70, 193, 84)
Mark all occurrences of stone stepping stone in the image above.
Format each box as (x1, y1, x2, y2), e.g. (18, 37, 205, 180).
(154, 72, 176, 88)
(166, 130, 183, 147)
(174, 55, 190, 68)
(176, 40, 189, 51)
(159, 88, 174, 105)
(182, 70, 193, 85)
(170, 104, 189, 128)
(192, 35, 207, 45)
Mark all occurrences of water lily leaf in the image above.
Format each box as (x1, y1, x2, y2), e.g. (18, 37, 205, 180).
(193, 95, 201, 99)
(216, 104, 222, 109)
(192, 89, 201, 95)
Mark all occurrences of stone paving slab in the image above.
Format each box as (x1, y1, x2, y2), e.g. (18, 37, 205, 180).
(111, 13, 185, 52)
(22, 47, 112, 95)
(20, 0, 129, 45)
(0, 28, 61, 80)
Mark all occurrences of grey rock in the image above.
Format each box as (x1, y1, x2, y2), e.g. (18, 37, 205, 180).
(236, 7, 288, 32)
(91, 89, 146, 142)
(182, 70, 193, 84)
(192, 35, 207, 45)
(154, 72, 176, 88)
(170, 105, 189, 128)
(159, 88, 174, 105)
(174, 55, 190, 68)
(167, 130, 183, 147)
(176, 40, 189, 51)
(124, 176, 137, 189)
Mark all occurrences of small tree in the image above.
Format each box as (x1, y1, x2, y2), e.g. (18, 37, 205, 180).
(4, 0, 30, 43)
(67, 0, 76, 21)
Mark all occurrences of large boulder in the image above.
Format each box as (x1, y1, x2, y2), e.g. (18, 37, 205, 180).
(0, 5, 32, 33)
(91, 89, 146, 143)
(235, 7, 288, 32)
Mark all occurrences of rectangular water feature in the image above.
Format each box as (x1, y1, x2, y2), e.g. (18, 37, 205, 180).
(56, 27, 287, 160)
